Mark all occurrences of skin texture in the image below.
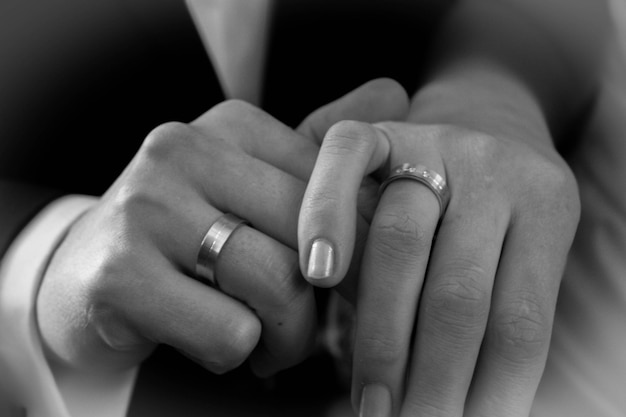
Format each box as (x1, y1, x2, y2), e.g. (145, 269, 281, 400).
(37, 0, 610, 414)
(36, 79, 409, 378)
(296, 0, 609, 414)
(299, 117, 580, 417)
(298, 0, 607, 410)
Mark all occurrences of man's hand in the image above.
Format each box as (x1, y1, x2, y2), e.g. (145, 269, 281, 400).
(36, 79, 410, 377)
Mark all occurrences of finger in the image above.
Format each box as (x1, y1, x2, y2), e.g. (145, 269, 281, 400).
(141, 121, 303, 252)
(344, 125, 450, 415)
(191, 100, 319, 182)
(197, 141, 306, 249)
(192, 98, 376, 237)
(465, 213, 571, 417)
(193, 82, 408, 274)
(297, 78, 410, 143)
(297, 78, 410, 222)
(192, 113, 372, 299)
(351, 180, 441, 416)
(192, 78, 409, 183)
(158, 193, 316, 375)
(399, 201, 508, 416)
(167, 192, 316, 375)
(193, 95, 403, 298)
(213, 224, 317, 377)
(128, 254, 262, 375)
(298, 121, 389, 287)
(135, 124, 318, 374)
(190, 116, 365, 301)
(186, 149, 317, 373)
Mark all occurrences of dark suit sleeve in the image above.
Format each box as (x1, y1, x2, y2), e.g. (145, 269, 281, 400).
(0, 0, 224, 259)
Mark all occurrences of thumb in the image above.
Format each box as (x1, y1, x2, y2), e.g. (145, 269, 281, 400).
(297, 78, 409, 143)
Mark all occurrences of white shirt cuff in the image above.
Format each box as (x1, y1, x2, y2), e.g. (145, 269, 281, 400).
(0, 195, 137, 417)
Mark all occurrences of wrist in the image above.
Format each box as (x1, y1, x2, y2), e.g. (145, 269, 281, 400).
(409, 60, 554, 148)
(418, 0, 605, 144)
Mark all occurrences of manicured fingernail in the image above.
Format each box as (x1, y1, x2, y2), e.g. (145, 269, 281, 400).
(359, 384, 391, 417)
(307, 239, 334, 279)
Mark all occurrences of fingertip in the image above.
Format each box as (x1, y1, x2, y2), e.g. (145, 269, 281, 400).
(152, 277, 263, 374)
(323, 120, 390, 174)
(299, 121, 385, 290)
(362, 78, 410, 119)
(301, 238, 346, 288)
(358, 383, 392, 417)
(202, 312, 263, 375)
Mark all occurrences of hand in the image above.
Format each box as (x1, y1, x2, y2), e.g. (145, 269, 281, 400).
(37, 101, 316, 376)
(298, 120, 580, 416)
(36, 79, 409, 377)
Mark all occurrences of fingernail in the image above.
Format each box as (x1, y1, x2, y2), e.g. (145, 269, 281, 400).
(359, 384, 391, 417)
(307, 239, 334, 279)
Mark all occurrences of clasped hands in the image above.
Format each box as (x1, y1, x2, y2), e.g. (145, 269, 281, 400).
(37, 79, 580, 417)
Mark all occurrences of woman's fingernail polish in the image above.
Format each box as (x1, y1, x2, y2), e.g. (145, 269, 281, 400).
(360, 384, 391, 417)
(307, 239, 334, 279)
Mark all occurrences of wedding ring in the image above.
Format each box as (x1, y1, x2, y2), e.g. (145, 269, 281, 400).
(196, 213, 248, 287)
(379, 163, 450, 218)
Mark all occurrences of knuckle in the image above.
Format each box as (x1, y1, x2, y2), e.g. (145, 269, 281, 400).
(528, 157, 576, 197)
(522, 153, 579, 201)
(205, 99, 263, 140)
(303, 186, 342, 214)
(402, 395, 454, 417)
(424, 261, 491, 331)
(211, 99, 256, 119)
(457, 131, 500, 167)
(367, 77, 407, 100)
(370, 210, 430, 261)
(110, 182, 170, 226)
(85, 244, 139, 302)
(466, 131, 499, 155)
(200, 99, 269, 150)
(267, 255, 309, 311)
(490, 297, 552, 363)
(140, 121, 196, 161)
(517, 156, 581, 229)
(357, 335, 405, 368)
(92, 305, 146, 353)
(323, 120, 377, 155)
(81, 259, 145, 352)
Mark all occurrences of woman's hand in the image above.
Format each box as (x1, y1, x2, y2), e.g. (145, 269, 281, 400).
(298, 120, 580, 416)
(36, 79, 410, 377)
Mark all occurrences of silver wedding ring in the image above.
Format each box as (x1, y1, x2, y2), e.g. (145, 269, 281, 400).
(196, 213, 248, 287)
(379, 163, 451, 218)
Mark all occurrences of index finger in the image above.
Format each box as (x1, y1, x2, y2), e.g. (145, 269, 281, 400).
(298, 120, 389, 287)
